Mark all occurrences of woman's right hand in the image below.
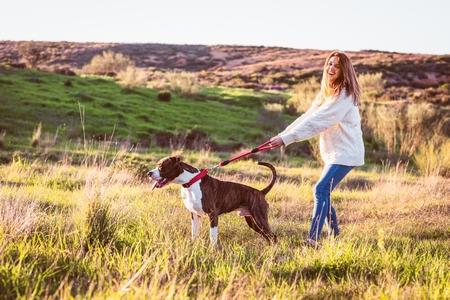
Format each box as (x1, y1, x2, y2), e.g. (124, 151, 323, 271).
(268, 136, 285, 148)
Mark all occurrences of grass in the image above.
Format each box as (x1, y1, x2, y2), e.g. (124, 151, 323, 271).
(0, 147, 448, 299)
(1, 65, 449, 298)
(0, 68, 291, 147)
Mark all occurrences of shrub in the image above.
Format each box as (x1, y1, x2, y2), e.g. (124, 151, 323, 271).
(63, 79, 72, 87)
(31, 122, 42, 148)
(413, 137, 450, 177)
(157, 90, 172, 102)
(117, 66, 147, 89)
(83, 199, 119, 249)
(285, 77, 320, 114)
(17, 42, 49, 69)
(165, 71, 201, 96)
(358, 72, 385, 101)
(82, 51, 134, 75)
(361, 102, 440, 159)
(258, 104, 285, 133)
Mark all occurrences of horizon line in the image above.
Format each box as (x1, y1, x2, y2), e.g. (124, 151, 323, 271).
(1, 38, 448, 56)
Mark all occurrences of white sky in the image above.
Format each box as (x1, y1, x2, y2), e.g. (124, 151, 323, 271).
(1, 0, 449, 54)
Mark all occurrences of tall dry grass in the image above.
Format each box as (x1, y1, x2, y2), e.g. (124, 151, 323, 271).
(285, 72, 385, 114)
(358, 72, 385, 101)
(165, 71, 202, 96)
(0, 147, 448, 298)
(82, 51, 134, 75)
(414, 137, 450, 176)
(117, 66, 148, 89)
(361, 101, 442, 160)
(31, 122, 42, 148)
(285, 77, 320, 114)
(147, 71, 202, 96)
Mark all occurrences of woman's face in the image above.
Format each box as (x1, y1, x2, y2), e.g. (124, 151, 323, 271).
(326, 56, 342, 84)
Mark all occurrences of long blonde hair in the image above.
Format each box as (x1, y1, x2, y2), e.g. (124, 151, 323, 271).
(318, 51, 361, 105)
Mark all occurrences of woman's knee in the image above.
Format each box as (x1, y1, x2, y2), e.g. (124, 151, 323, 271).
(314, 182, 331, 199)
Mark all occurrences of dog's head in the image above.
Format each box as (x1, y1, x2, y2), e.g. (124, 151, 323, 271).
(147, 156, 198, 189)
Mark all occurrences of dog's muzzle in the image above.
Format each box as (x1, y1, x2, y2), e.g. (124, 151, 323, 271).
(147, 169, 170, 190)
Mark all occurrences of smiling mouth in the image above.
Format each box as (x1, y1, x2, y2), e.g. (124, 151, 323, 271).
(151, 178, 170, 190)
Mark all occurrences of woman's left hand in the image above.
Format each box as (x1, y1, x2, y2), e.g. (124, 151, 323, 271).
(268, 136, 285, 148)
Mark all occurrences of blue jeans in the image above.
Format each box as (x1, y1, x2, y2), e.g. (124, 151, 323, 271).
(308, 164, 354, 241)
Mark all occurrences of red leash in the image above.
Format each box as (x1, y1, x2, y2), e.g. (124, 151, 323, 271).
(182, 168, 209, 188)
(218, 140, 277, 167)
(181, 140, 278, 188)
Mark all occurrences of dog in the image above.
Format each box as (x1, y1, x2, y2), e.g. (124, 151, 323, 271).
(147, 156, 277, 246)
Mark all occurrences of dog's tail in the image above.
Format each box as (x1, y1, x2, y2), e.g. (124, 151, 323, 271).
(258, 161, 277, 195)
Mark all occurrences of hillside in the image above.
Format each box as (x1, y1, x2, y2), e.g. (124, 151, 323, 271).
(1, 41, 449, 104)
(0, 67, 290, 150)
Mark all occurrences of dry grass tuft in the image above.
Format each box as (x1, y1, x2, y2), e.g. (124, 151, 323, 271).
(0, 197, 43, 240)
(82, 51, 134, 75)
(31, 122, 42, 148)
(117, 66, 148, 89)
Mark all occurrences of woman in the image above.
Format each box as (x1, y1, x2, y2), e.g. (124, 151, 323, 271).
(269, 51, 364, 247)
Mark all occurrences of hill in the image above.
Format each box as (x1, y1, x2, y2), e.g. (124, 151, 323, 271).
(1, 41, 449, 104)
(0, 67, 290, 150)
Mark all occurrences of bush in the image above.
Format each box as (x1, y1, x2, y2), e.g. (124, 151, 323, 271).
(285, 77, 320, 114)
(82, 51, 134, 75)
(413, 137, 450, 177)
(361, 102, 440, 159)
(157, 90, 172, 102)
(83, 199, 119, 249)
(17, 42, 49, 69)
(165, 71, 201, 96)
(116, 66, 147, 89)
(63, 79, 72, 87)
(358, 72, 385, 101)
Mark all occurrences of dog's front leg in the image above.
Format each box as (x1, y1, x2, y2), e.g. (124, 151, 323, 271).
(191, 213, 201, 240)
(208, 212, 218, 247)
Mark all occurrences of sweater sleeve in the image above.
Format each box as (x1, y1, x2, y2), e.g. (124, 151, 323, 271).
(278, 95, 353, 146)
(278, 98, 320, 136)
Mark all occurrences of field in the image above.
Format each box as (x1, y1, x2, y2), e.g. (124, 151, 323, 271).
(0, 68, 289, 146)
(0, 147, 448, 299)
(0, 62, 449, 299)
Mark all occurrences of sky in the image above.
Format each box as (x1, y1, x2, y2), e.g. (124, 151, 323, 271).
(1, 0, 449, 55)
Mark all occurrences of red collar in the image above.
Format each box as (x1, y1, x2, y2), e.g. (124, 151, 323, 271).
(182, 169, 208, 188)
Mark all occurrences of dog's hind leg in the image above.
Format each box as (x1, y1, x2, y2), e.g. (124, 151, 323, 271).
(191, 213, 201, 240)
(253, 216, 277, 244)
(245, 216, 271, 242)
(208, 212, 219, 247)
(250, 200, 277, 244)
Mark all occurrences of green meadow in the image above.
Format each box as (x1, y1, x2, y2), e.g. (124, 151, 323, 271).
(0, 68, 449, 299)
(0, 68, 288, 146)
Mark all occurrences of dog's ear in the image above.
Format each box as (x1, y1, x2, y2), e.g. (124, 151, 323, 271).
(179, 161, 198, 173)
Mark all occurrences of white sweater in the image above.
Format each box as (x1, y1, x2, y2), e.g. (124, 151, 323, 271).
(278, 89, 365, 166)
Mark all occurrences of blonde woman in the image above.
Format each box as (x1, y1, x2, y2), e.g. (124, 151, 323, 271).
(269, 51, 364, 247)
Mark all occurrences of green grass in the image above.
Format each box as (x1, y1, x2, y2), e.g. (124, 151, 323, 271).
(0, 68, 290, 147)
(0, 66, 448, 298)
(0, 148, 448, 299)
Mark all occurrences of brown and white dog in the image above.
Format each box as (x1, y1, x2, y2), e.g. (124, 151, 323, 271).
(147, 156, 277, 246)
